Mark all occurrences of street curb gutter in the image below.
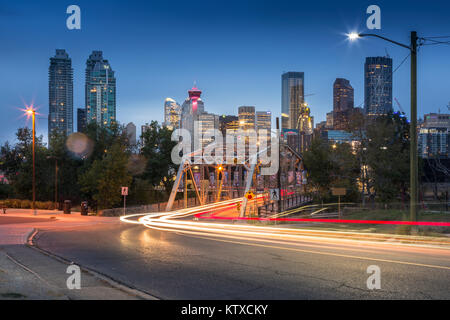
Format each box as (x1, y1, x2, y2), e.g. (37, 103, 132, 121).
(27, 229, 160, 300)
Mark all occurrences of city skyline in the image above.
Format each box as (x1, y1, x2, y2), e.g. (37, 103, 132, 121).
(1, 0, 450, 144)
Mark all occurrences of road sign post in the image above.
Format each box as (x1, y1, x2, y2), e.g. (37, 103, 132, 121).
(121, 187, 128, 216)
(331, 188, 346, 219)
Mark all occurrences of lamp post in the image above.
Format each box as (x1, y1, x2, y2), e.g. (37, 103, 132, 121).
(26, 108, 36, 215)
(348, 31, 419, 223)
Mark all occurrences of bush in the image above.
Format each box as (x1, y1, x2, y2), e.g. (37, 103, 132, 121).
(0, 199, 56, 210)
(20, 200, 31, 209)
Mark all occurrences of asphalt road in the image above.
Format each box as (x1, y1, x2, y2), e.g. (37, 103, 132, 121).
(34, 222, 450, 299)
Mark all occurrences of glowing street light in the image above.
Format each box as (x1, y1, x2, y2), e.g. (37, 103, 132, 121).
(24, 107, 37, 215)
(347, 32, 360, 41)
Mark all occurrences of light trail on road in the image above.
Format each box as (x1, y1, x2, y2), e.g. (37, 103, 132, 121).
(120, 198, 450, 259)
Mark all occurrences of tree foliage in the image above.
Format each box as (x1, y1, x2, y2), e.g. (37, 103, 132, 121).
(303, 137, 360, 202)
(140, 121, 178, 195)
(365, 113, 410, 203)
(0, 121, 178, 210)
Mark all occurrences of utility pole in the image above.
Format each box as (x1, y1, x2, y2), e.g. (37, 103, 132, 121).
(276, 117, 282, 213)
(410, 31, 418, 224)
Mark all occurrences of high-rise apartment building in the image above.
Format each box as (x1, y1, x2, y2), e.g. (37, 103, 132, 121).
(197, 112, 220, 151)
(85, 51, 116, 127)
(238, 106, 256, 131)
(256, 111, 272, 132)
(418, 128, 450, 159)
(364, 56, 393, 116)
(48, 49, 73, 142)
(125, 122, 137, 146)
(219, 115, 239, 135)
(77, 108, 86, 133)
(333, 78, 354, 130)
(163, 98, 181, 130)
(281, 72, 304, 131)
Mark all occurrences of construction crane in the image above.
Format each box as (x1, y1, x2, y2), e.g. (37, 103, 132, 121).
(394, 98, 405, 114)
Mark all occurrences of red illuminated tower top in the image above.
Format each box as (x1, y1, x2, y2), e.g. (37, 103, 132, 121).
(188, 85, 202, 113)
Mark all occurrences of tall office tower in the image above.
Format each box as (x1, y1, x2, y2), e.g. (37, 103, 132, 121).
(219, 115, 239, 136)
(140, 123, 150, 147)
(48, 49, 73, 143)
(181, 85, 205, 136)
(256, 111, 272, 132)
(333, 78, 354, 130)
(85, 51, 116, 127)
(326, 112, 334, 129)
(163, 98, 181, 130)
(238, 106, 256, 131)
(364, 56, 393, 116)
(77, 108, 86, 133)
(125, 122, 137, 146)
(197, 113, 220, 151)
(281, 72, 304, 130)
(256, 111, 272, 145)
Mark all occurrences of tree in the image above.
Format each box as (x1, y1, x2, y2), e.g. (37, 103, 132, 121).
(303, 136, 360, 202)
(365, 113, 410, 204)
(47, 130, 84, 203)
(140, 121, 178, 195)
(0, 128, 52, 200)
(79, 142, 132, 209)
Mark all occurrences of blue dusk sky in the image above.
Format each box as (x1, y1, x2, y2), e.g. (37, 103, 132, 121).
(0, 0, 449, 144)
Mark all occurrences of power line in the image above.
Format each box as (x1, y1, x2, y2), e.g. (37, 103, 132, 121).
(421, 37, 450, 46)
(422, 35, 450, 39)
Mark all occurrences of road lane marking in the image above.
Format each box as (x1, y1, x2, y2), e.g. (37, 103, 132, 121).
(177, 232, 450, 271)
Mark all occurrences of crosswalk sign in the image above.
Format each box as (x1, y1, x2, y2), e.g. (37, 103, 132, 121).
(270, 188, 280, 201)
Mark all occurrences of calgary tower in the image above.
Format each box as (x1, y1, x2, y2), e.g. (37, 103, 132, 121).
(188, 85, 202, 114)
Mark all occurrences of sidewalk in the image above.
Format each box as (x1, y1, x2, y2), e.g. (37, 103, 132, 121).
(0, 245, 141, 300)
(0, 209, 150, 300)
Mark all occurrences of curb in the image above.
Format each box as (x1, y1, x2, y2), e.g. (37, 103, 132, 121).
(27, 229, 160, 300)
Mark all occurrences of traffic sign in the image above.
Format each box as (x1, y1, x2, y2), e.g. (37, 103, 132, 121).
(269, 188, 280, 201)
(331, 188, 346, 196)
(245, 191, 255, 200)
(121, 187, 128, 196)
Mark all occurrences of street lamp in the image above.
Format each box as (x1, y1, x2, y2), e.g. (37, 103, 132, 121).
(348, 31, 419, 223)
(26, 108, 37, 215)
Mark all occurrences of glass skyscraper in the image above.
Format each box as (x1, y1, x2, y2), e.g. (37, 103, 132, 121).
(48, 49, 73, 143)
(333, 78, 354, 130)
(364, 56, 393, 116)
(238, 106, 256, 131)
(163, 98, 181, 130)
(281, 72, 304, 131)
(85, 51, 116, 127)
(77, 108, 86, 133)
